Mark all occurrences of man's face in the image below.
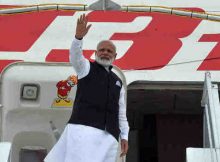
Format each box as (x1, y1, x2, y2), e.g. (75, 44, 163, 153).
(95, 41, 117, 66)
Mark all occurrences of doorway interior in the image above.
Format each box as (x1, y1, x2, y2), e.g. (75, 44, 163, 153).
(126, 82, 204, 162)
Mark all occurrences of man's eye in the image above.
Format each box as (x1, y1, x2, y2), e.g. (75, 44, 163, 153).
(99, 49, 113, 53)
(99, 49, 105, 52)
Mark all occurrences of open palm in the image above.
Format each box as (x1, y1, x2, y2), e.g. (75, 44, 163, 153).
(75, 14, 92, 39)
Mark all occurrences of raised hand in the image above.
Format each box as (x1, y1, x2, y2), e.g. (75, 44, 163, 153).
(75, 14, 92, 40)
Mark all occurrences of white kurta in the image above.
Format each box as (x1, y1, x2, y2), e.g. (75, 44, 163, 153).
(44, 124, 118, 162)
(44, 38, 129, 162)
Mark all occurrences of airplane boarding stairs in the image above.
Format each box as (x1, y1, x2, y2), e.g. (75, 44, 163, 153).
(186, 72, 220, 162)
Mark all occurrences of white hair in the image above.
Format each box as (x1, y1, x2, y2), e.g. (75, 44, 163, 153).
(96, 40, 116, 52)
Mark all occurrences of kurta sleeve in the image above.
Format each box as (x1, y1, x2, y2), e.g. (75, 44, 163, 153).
(118, 86, 130, 140)
(69, 38, 90, 79)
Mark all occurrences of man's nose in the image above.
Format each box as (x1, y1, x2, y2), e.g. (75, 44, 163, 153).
(103, 49, 108, 53)
(102, 50, 110, 55)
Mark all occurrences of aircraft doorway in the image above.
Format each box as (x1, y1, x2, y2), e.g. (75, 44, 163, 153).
(126, 83, 203, 162)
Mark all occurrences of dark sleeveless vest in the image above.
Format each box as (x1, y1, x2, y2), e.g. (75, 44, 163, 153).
(68, 61, 122, 141)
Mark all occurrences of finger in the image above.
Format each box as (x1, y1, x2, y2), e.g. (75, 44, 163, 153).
(79, 15, 83, 23)
(121, 142, 125, 149)
(84, 15, 88, 26)
(120, 148, 127, 157)
(83, 14, 86, 21)
(120, 152, 126, 157)
(85, 15, 89, 22)
(84, 20, 88, 27)
(125, 143, 128, 151)
(120, 144, 125, 155)
(80, 14, 84, 24)
(86, 24, 92, 32)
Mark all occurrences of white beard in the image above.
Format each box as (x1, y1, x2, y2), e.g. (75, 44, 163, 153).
(95, 55, 114, 67)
